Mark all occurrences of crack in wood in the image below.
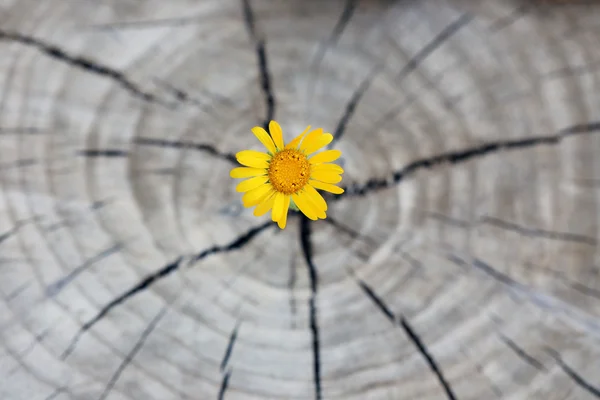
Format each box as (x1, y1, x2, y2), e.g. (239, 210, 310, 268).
(471, 258, 518, 287)
(546, 348, 600, 398)
(330, 5, 466, 148)
(481, 216, 597, 246)
(0, 126, 43, 135)
(429, 212, 597, 247)
(449, 253, 600, 339)
(397, 14, 473, 81)
(358, 280, 395, 322)
(190, 221, 272, 263)
(152, 79, 238, 115)
(0, 226, 20, 245)
(335, 121, 600, 199)
(6, 281, 31, 302)
(134, 137, 237, 164)
(61, 256, 182, 360)
(331, 70, 376, 146)
(400, 317, 458, 400)
(357, 280, 458, 400)
(300, 217, 322, 400)
(46, 244, 123, 296)
(218, 370, 231, 400)
(241, 0, 275, 129)
(489, 4, 532, 32)
(77, 149, 129, 158)
(97, 306, 168, 400)
(571, 282, 600, 300)
(62, 222, 271, 360)
(0, 220, 40, 247)
(0, 30, 162, 104)
(220, 322, 240, 372)
(498, 333, 546, 371)
(321, 216, 377, 248)
(304, 0, 359, 122)
(43, 387, 67, 400)
(316, 0, 358, 61)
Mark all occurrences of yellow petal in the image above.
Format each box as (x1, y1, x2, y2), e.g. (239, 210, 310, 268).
(242, 184, 273, 207)
(236, 176, 269, 192)
(311, 163, 343, 175)
(236, 150, 271, 168)
(251, 126, 277, 154)
(277, 196, 291, 229)
(285, 125, 311, 149)
(230, 167, 267, 179)
(297, 190, 326, 219)
(310, 180, 344, 194)
(303, 184, 328, 212)
(309, 150, 342, 164)
(292, 191, 318, 221)
(271, 192, 286, 222)
(269, 121, 284, 150)
(299, 128, 324, 152)
(304, 133, 333, 154)
(311, 170, 342, 184)
(254, 191, 276, 217)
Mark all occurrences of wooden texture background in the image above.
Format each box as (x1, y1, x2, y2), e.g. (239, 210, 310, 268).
(1, 0, 600, 399)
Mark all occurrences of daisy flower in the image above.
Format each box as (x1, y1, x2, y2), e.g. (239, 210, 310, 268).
(230, 120, 344, 229)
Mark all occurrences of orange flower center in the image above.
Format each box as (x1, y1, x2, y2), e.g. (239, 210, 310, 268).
(268, 149, 310, 195)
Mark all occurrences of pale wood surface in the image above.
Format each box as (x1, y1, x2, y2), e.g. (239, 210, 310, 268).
(1, 0, 600, 399)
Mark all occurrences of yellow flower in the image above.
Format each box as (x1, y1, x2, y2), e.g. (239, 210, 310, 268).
(230, 120, 344, 229)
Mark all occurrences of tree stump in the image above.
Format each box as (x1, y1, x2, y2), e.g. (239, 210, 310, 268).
(1, 0, 600, 399)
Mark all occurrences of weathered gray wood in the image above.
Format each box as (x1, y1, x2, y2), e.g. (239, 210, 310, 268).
(1, 0, 600, 399)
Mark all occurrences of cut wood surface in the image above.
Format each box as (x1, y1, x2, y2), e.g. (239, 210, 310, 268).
(1, 0, 600, 399)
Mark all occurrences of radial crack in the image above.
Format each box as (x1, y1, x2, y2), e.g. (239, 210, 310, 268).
(134, 137, 237, 164)
(300, 217, 322, 400)
(241, 0, 256, 37)
(97, 306, 168, 400)
(0, 225, 20, 245)
(448, 254, 518, 287)
(331, 71, 376, 146)
(489, 4, 532, 32)
(218, 370, 231, 400)
(220, 322, 240, 372)
(0, 30, 161, 104)
(0, 126, 42, 135)
(571, 282, 600, 300)
(498, 334, 546, 371)
(450, 254, 600, 339)
(357, 280, 457, 400)
(400, 318, 458, 400)
(335, 121, 600, 199)
(310, 0, 358, 73)
(397, 14, 472, 81)
(78, 150, 129, 158)
(471, 258, 518, 287)
(322, 216, 377, 247)
(241, 0, 275, 129)
(61, 256, 183, 360)
(44, 387, 67, 400)
(482, 216, 597, 246)
(324, 0, 357, 51)
(63, 220, 271, 360)
(547, 349, 600, 398)
(46, 244, 123, 296)
(357, 280, 395, 322)
(191, 221, 272, 262)
(256, 41, 275, 129)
